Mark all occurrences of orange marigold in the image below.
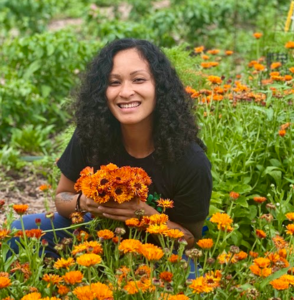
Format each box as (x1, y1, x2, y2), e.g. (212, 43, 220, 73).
(139, 243, 164, 261)
(97, 229, 114, 240)
(229, 191, 239, 200)
(253, 196, 267, 203)
(253, 32, 262, 39)
(118, 239, 142, 254)
(254, 257, 270, 268)
(279, 129, 286, 137)
(189, 276, 214, 294)
(57, 285, 70, 295)
(207, 49, 220, 55)
(156, 199, 174, 209)
(286, 224, 294, 235)
(135, 265, 151, 277)
(272, 235, 288, 249)
(149, 214, 169, 225)
(169, 295, 190, 300)
(164, 229, 184, 239)
(250, 264, 272, 277)
(194, 46, 204, 53)
(39, 184, 51, 191)
(21, 293, 42, 300)
(256, 229, 267, 238)
(270, 62, 282, 69)
(25, 229, 44, 239)
(210, 212, 233, 231)
(285, 41, 294, 49)
(146, 224, 169, 235)
(253, 63, 265, 71)
(207, 75, 222, 85)
(289, 67, 294, 73)
(270, 278, 289, 290)
(160, 271, 173, 282)
(197, 238, 213, 249)
(13, 204, 29, 215)
(76, 253, 102, 267)
(0, 276, 11, 288)
(42, 274, 62, 287)
(169, 254, 180, 263)
(54, 257, 75, 270)
(225, 50, 233, 55)
(0, 229, 10, 240)
(73, 282, 113, 300)
(125, 218, 140, 227)
(281, 122, 291, 130)
(63, 270, 83, 285)
(72, 240, 103, 256)
(249, 251, 259, 258)
(285, 212, 294, 221)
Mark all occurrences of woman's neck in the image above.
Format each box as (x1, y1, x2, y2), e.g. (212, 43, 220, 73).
(121, 124, 154, 159)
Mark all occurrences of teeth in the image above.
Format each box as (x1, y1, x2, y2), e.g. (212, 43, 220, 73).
(119, 102, 140, 109)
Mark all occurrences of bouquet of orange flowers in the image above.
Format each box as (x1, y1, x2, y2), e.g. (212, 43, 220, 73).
(74, 163, 152, 204)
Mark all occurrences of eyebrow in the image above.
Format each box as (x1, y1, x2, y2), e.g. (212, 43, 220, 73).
(109, 70, 149, 77)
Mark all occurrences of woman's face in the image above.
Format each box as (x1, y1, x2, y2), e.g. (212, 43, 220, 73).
(106, 48, 156, 127)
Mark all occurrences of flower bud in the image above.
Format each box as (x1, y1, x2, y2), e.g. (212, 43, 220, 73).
(35, 218, 41, 226)
(266, 203, 276, 210)
(230, 246, 240, 254)
(114, 227, 126, 236)
(207, 258, 215, 265)
(54, 244, 64, 252)
(45, 212, 55, 219)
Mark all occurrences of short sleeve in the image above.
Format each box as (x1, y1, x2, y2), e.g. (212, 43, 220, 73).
(168, 144, 212, 223)
(56, 130, 88, 182)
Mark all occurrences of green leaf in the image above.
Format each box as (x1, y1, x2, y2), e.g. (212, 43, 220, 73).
(230, 230, 243, 245)
(209, 205, 222, 215)
(260, 268, 289, 289)
(239, 283, 254, 291)
(41, 85, 51, 97)
(23, 60, 41, 79)
(240, 239, 252, 249)
(235, 196, 248, 208)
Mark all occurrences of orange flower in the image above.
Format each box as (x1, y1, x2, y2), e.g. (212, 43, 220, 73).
(125, 218, 140, 227)
(54, 257, 75, 270)
(253, 32, 262, 39)
(0, 229, 10, 240)
(42, 274, 62, 287)
(229, 191, 239, 200)
(58, 285, 70, 295)
(286, 213, 294, 221)
(76, 253, 102, 267)
(197, 238, 213, 249)
(194, 46, 205, 53)
(149, 214, 169, 225)
(39, 184, 51, 191)
(76, 230, 89, 242)
(169, 254, 180, 263)
(232, 251, 248, 263)
(164, 229, 184, 239)
(253, 196, 266, 203)
(270, 278, 289, 290)
(97, 229, 114, 240)
(272, 235, 288, 249)
(207, 75, 222, 85)
(205, 270, 222, 288)
(225, 50, 233, 55)
(70, 212, 84, 224)
(286, 224, 294, 235)
(250, 264, 272, 277)
(146, 224, 169, 235)
(123, 281, 141, 295)
(118, 239, 142, 254)
(13, 204, 29, 215)
(0, 276, 11, 288)
(189, 276, 214, 294)
(63, 270, 83, 285)
(207, 49, 220, 55)
(285, 41, 294, 49)
(284, 75, 293, 81)
(201, 62, 219, 69)
(160, 271, 173, 282)
(72, 240, 103, 256)
(217, 252, 231, 264)
(25, 229, 44, 239)
(139, 243, 164, 261)
(249, 251, 259, 258)
(289, 67, 294, 73)
(73, 282, 113, 300)
(20, 293, 41, 300)
(280, 122, 291, 130)
(256, 229, 266, 238)
(156, 199, 174, 209)
(135, 265, 151, 277)
(253, 63, 265, 71)
(169, 295, 190, 300)
(279, 129, 286, 137)
(210, 212, 233, 231)
(254, 257, 270, 268)
(270, 62, 282, 69)
(201, 54, 210, 60)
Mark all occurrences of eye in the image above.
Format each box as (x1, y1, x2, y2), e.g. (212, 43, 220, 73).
(134, 78, 146, 83)
(109, 80, 120, 86)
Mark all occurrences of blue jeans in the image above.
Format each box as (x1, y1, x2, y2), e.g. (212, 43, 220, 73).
(9, 212, 197, 278)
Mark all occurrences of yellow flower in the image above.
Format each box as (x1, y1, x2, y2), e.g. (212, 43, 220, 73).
(270, 278, 289, 290)
(146, 224, 169, 235)
(139, 243, 164, 261)
(286, 224, 294, 235)
(149, 214, 169, 225)
(118, 239, 142, 254)
(156, 199, 174, 209)
(97, 229, 114, 240)
(0, 276, 11, 288)
(53, 257, 75, 270)
(20, 293, 42, 300)
(164, 229, 184, 239)
(76, 253, 102, 267)
(63, 270, 83, 285)
(285, 41, 294, 49)
(197, 238, 214, 249)
(189, 276, 214, 294)
(72, 240, 103, 256)
(210, 212, 233, 230)
(285, 213, 294, 221)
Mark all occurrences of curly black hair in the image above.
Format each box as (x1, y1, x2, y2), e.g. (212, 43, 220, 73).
(74, 38, 205, 166)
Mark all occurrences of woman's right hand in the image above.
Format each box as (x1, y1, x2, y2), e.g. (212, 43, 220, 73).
(79, 194, 104, 217)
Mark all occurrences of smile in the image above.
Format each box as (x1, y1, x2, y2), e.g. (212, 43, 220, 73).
(118, 102, 141, 109)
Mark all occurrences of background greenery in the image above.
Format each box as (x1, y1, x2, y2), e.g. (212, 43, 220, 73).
(1, 0, 293, 248)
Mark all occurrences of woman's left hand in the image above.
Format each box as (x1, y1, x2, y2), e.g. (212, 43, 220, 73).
(97, 198, 155, 222)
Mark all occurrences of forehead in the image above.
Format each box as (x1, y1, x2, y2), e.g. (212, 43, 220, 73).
(111, 48, 150, 72)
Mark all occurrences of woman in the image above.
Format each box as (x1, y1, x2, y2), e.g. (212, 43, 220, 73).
(10, 38, 212, 264)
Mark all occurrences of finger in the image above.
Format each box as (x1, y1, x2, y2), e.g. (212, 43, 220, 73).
(102, 213, 128, 222)
(98, 206, 133, 217)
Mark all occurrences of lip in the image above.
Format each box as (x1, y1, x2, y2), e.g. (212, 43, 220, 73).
(117, 101, 141, 109)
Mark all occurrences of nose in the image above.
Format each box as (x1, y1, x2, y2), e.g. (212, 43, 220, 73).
(119, 81, 134, 98)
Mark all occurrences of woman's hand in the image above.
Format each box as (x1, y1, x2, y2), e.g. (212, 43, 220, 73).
(79, 194, 104, 217)
(96, 198, 155, 222)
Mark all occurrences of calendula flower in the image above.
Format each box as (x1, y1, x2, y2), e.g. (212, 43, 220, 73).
(76, 253, 102, 267)
(169, 254, 180, 263)
(40, 297, 61, 300)
(149, 214, 169, 225)
(123, 281, 141, 295)
(270, 278, 289, 290)
(207, 75, 222, 85)
(42, 274, 62, 287)
(271, 62, 282, 69)
(146, 224, 169, 235)
(0, 229, 10, 240)
(253, 196, 267, 203)
(254, 257, 271, 268)
(58, 285, 70, 295)
(125, 218, 140, 227)
(207, 49, 220, 55)
(280, 122, 291, 130)
(272, 235, 288, 249)
(54, 257, 75, 270)
(284, 75, 293, 81)
(253, 63, 265, 71)
(70, 212, 84, 224)
(139, 243, 164, 261)
(21, 293, 41, 300)
(169, 295, 190, 300)
(229, 191, 239, 200)
(25, 229, 44, 239)
(13, 204, 29, 215)
(189, 276, 214, 294)
(97, 229, 114, 240)
(197, 238, 214, 249)
(253, 32, 262, 39)
(160, 271, 173, 282)
(210, 212, 233, 231)
(289, 67, 294, 73)
(286, 224, 294, 235)
(39, 184, 51, 191)
(63, 270, 83, 285)
(225, 50, 233, 55)
(217, 252, 231, 264)
(156, 199, 174, 209)
(249, 251, 259, 258)
(0, 276, 11, 288)
(232, 251, 248, 263)
(278, 129, 286, 137)
(118, 239, 142, 254)
(256, 229, 267, 238)
(250, 264, 272, 277)
(285, 41, 294, 49)
(73, 282, 113, 300)
(205, 270, 222, 288)
(194, 46, 205, 53)
(201, 62, 219, 68)
(286, 213, 294, 221)
(135, 265, 151, 277)
(202, 54, 210, 60)
(164, 229, 184, 239)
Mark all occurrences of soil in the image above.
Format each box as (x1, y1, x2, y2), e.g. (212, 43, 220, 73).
(0, 167, 56, 226)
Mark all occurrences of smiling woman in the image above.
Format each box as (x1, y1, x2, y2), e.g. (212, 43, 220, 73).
(9, 39, 212, 274)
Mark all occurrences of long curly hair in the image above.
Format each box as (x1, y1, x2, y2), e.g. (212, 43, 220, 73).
(74, 38, 204, 166)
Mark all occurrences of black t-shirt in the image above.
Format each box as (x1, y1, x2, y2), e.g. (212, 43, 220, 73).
(57, 130, 212, 224)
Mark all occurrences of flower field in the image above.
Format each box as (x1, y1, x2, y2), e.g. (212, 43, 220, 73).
(1, 0, 294, 299)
